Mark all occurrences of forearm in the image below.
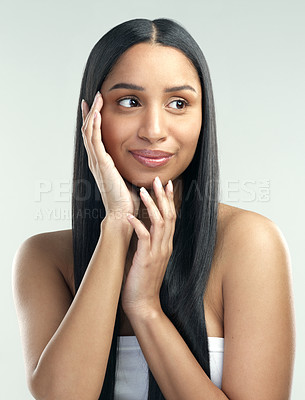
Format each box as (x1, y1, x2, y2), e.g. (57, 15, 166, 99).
(32, 217, 133, 400)
(129, 308, 229, 400)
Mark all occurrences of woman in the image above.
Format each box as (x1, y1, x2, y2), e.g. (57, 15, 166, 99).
(12, 18, 295, 399)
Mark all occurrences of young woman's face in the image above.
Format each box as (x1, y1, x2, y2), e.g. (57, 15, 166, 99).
(100, 43, 202, 189)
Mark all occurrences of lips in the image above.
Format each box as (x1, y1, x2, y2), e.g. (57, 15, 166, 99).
(129, 149, 174, 168)
(129, 149, 174, 158)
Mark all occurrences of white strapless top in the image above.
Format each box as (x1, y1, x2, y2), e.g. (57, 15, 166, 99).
(114, 335, 224, 399)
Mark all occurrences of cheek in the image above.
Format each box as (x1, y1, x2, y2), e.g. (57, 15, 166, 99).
(100, 111, 125, 154)
(176, 118, 202, 152)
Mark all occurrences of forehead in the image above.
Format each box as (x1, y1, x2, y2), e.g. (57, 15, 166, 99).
(102, 43, 201, 93)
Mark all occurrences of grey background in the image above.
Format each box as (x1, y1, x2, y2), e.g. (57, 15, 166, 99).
(1, 0, 304, 398)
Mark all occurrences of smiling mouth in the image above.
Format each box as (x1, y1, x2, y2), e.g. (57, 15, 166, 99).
(129, 151, 174, 168)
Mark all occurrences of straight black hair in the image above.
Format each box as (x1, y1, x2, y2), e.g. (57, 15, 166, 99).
(72, 18, 219, 399)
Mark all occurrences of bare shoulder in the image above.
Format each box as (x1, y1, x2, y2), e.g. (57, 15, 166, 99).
(12, 230, 75, 385)
(207, 203, 266, 291)
(204, 203, 267, 334)
(216, 203, 295, 399)
(214, 202, 290, 264)
(217, 202, 291, 277)
(212, 202, 260, 269)
(13, 229, 74, 296)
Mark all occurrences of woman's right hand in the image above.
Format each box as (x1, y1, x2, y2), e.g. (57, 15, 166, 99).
(81, 91, 140, 221)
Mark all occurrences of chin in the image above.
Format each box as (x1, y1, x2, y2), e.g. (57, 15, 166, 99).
(122, 170, 182, 191)
(124, 177, 153, 191)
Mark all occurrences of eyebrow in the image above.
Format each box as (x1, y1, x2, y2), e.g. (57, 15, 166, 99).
(108, 82, 197, 93)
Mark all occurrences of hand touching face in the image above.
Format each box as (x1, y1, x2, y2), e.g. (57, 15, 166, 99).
(100, 43, 202, 190)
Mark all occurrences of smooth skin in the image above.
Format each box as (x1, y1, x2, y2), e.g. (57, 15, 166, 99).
(98, 43, 202, 193)
(83, 90, 177, 315)
(81, 94, 141, 219)
(81, 42, 203, 308)
(12, 43, 295, 400)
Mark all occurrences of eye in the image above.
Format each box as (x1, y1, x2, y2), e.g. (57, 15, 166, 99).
(117, 97, 140, 108)
(168, 99, 189, 110)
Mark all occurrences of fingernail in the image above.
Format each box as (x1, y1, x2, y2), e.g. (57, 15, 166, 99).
(168, 179, 173, 192)
(140, 187, 149, 197)
(155, 176, 162, 189)
(96, 91, 101, 98)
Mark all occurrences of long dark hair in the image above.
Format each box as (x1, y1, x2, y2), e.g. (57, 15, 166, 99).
(72, 18, 219, 399)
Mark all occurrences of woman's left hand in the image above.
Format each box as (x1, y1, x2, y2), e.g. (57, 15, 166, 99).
(121, 176, 176, 318)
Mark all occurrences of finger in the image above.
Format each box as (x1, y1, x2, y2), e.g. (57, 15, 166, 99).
(82, 130, 94, 170)
(152, 177, 175, 252)
(91, 101, 108, 165)
(153, 176, 172, 220)
(126, 214, 151, 258)
(81, 100, 95, 169)
(81, 92, 103, 167)
(162, 179, 176, 247)
(139, 185, 164, 253)
(83, 92, 102, 137)
(81, 99, 98, 169)
(81, 99, 89, 122)
(81, 92, 101, 144)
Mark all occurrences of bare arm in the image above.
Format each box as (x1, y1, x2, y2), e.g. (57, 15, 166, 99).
(12, 217, 133, 400)
(13, 90, 140, 399)
(124, 210, 295, 399)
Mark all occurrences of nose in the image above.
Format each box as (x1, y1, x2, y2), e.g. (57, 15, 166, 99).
(137, 105, 167, 143)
